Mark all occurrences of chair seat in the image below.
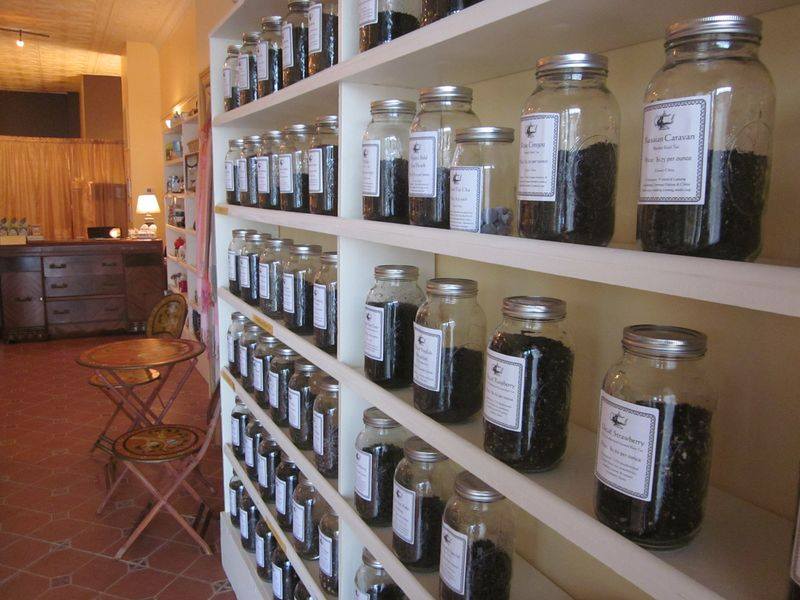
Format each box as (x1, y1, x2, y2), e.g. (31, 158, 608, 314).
(113, 424, 205, 463)
(89, 368, 160, 389)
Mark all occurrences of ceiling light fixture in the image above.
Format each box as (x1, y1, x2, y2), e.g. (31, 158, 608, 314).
(16, 31, 23, 48)
(0, 26, 50, 48)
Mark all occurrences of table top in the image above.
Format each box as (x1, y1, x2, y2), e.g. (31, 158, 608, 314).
(77, 337, 204, 370)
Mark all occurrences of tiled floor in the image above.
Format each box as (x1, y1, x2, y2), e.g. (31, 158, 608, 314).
(0, 335, 231, 600)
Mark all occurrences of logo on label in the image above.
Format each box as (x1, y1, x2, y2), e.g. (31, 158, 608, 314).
(525, 123, 538, 137)
(452, 172, 462, 183)
(412, 142, 421, 153)
(396, 489, 402, 498)
(655, 111, 675, 130)
(611, 412, 628, 428)
(365, 312, 372, 321)
(363, 148, 368, 157)
(417, 335, 425, 346)
(491, 363, 503, 376)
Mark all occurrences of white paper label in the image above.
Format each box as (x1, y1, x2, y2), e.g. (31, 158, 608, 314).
(313, 283, 327, 329)
(275, 477, 287, 514)
(237, 157, 248, 192)
(268, 370, 280, 408)
(254, 359, 264, 391)
(256, 156, 270, 193)
(595, 390, 659, 501)
(361, 140, 380, 197)
(223, 68, 232, 98)
(356, 592, 369, 600)
(227, 251, 237, 281)
(240, 510, 249, 539)
(518, 113, 559, 201)
(272, 564, 283, 598)
(239, 345, 249, 377)
(227, 332, 235, 364)
(308, 148, 323, 194)
(354, 448, 373, 501)
(483, 348, 526, 432)
(439, 522, 468, 595)
(256, 41, 268, 80)
(224, 160, 235, 191)
(281, 23, 294, 69)
(308, 3, 322, 54)
(278, 153, 293, 193)
(238, 255, 250, 288)
(288, 388, 301, 429)
(244, 432, 254, 467)
(409, 131, 438, 198)
(256, 533, 265, 566)
(292, 500, 305, 542)
(319, 530, 333, 576)
(638, 94, 712, 205)
(237, 54, 250, 90)
(230, 415, 240, 446)
(392, 481, 416, 544)
(449, 166, 483, 232)
(229, 489, 238, 517)
(363, 304, 384, 361)
(413, 323, 443, 392)
(257, 451, 268, 486)
(259, 263, 270, 299)
(358, 0, 378, 26)
(313, 410, 324, 455)
(282, 272, 295, 313)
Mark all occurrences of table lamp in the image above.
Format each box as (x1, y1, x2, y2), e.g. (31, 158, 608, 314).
(136, 189, 161, 239)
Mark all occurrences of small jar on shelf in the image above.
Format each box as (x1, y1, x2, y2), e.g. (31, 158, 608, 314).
(271, 545, 298, 600)
(313, 251, 337, 353)
(255, 518, 278, 582)
(244, 418, 266, 480)
(240, 135, 263, 208)
(257, 130, 283, 210)
(238, 323, 262, 390)
(282, 1, 311, 86)
(259, 237, 294, 318)
(257, 432, 282, 502)
(279, 124, 313, 212)
(308, 115, 338, 216)
(230, 396, 250, 459)
(239, 232, 269, 306)
(237, 32, 260, 106)
(253, 333, 283, 408)
(227, 228, 254, 296)
(226, 310, 249, 376)
(222, 44, 240, 112)
(288, 358, 320, 450)
(308, 0, 337, 75)
(362, 99, 416, 223)
(355, 548, 406, 599)
(257, 16, 283, 97)
(421, 0, 480, 25)
(318, 509, 339, 594)
(292, 477, 327, 559)
(312, 376, 339, 478)
(413, 278, 485, 423)
(358, 0, 420, 52)
(228, 475, 244, 526)
(224, 139, 246, 205)
(355, 407, 408, 526)
(239, 489, 260, 553)
(269, 347, 300, 427)
(283, 243, 322, 334)
(275, 454, 301, 530)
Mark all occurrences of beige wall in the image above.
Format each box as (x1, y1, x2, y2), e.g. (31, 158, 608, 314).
(159, 2, 199, 116)
(79, 75, 124, 141)
(195, 0, 231, 74)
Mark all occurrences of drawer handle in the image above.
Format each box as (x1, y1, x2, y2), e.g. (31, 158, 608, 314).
(53, 309, 70, 315)
(101, 261, 118, 267)
(49, 263, 67, 269)
(51, 283, 69, 289)
(14, 296, 32, 303)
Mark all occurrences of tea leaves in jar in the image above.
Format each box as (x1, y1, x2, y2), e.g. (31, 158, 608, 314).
(313, 377, 339, 478)
(271, 546, 298, 600)
(257, 17, 282, 97)
(288, 359, 319, 451)
(365, 301, 417, 387)
(281, 2, 310, 86)
(358, 0, 420, 52)
(318, 510, 339, 594)
(255, 518, 277, 581)
(308, 1, 338, 75)
(269, 347, 299, 427)
(275, 457, 300, 530)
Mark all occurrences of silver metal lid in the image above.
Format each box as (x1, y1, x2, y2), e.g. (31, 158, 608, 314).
(244, 323, 262, 332)
(404, 436, 446, 463)
(290, 244, 322, 255)
(231, 312, 248, 322)
(293, 358, 319, 374)
(375, 265, 419, 281)
(454, 471, 504, 503)
(455, 126, 514, 144)
(426, 278, 478, 297)
(370, 99, 416, 115)
(315, 114, 338, 129)
(536, 53, 608, 75)
(232, 228, 255, 238)
(243, 31, 261, 43)
(257, 332, 280, 344)
(265, 237, 293, 248)
(622, 325, 707, 359)
(666, 15, 762, 44)
(419, 85, 473, 103)
(261, 16, 282, 31)
(363, 407, 399, 429)
(275, 347, 300, 358)
(261, 130, 283, 141)
(362, 548, 383, 569)
(226, 44, 241, 54)
(321, 252, 338, 265)
(246, 134, 263, 144)
(318, 375, 339, 393)
(283, 123, 312, 136)
(288, 0, 312, 10)
(502, 296, 566, 321)
(229, 138, 245, 148)
(245, 232, 270, 242)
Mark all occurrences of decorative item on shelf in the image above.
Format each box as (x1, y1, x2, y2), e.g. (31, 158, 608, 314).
(135, 189, 161, 239)
(173, 237, 186, 260)
(167, 175, 185, 193)
(185, 153, 199, 192)
(0, 217, 36, 245)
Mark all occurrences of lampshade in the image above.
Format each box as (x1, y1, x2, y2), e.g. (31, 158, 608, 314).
(136, 190, 161, 215)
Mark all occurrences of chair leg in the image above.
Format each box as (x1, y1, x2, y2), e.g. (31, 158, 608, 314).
(97, 462, 129, 515)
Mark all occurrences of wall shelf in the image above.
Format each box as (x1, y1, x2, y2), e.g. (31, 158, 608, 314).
(219, 514, 274, 600)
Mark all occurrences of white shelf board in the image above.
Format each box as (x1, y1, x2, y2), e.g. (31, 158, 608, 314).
(218, 286, 794, 600)
(166, 224, 185, 233)
(165, 157, 183, 167)
(215, 204, 800, 317)
(220, 513, 274, 600)
(166, 254, 198, 274)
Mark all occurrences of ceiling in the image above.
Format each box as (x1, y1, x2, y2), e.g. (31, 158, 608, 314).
(0, 0, 192, 93)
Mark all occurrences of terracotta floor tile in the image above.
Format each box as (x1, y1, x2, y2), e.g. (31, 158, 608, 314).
(0, 569, 51, 598)
(70, 523, 124, 554)
(29, 517, 91, 543)
(71, 555, 128, 592)
(0, 535, 53, 569)
(147, 540, 203, 575)
(106, 534, 166, 561)
(27, 547, 94, 578)
(210, 592, 236, 600)
(105, 568, 176, 599)
(156, 576, 214, 600)
(0, 563, 14, 583)
(0, 505, 52, 535)
(37, 584, 99, 600)
(182, 553, 226, 583)
(0, 531, 19, 550)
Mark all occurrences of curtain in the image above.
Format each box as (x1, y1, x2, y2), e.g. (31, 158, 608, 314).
(0, 136, 126, 239)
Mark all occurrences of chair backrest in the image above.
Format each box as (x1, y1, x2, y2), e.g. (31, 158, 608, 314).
(146, 293, 188, 338)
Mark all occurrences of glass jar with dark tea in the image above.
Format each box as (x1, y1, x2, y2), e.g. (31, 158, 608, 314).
(595, 325, 715, 549)
(275, 454, 301, 530)
(226, 311, 249, 376)
(227, 228, 254, 295)
(257, 16, 283, 97)
(222, 44, 240, 111)
(292, 477, 327, 559)
(392, 437, 457, 571)
(318, 509, 339, 594)
(484, 296, 573, 472)
(239, 490, 260, 552)
(308, 115, 338, 216)
(239, 232, 269, 306)
(230, 396, 249, 459)
(421, 0, 480, 23)
(518, 53, 619, 246)
(409, 85, 481, 228)
(253, 333, 282, 408)
(256, 130, 282, 209)
(440, 472, 514, 600)
(308, 1, 337, 75)
(294, 582, 313, 600)
(282, 1, 311, 86)
(279, 123, 312, 212)
(364, 265, 425, 388)
(258, 237, 294, 318)
(283, 243, 322, 334)
(225, 140, 246, 205)
(355, 548, 406, 600)
(255, 518, 278, 581)
(228, 475, 244, 526)
(355, 408, 408, 526)
(362, 99, 416, 223)
(238, 323, 261, 389)
(288, 358, 320, 450)
(237, 32, 260, 105)
(239, 135, 262, 207)
(244, 418, 266, 480)
(450, 127, 515, 235)
(313, 252, 337, 353)
(257, 432, 282, 502)
(413, 278, 485, 423)
(269, 347, 300, 427)
(271, 545, 298, 600)
(638, 15, 774, 261)
(312, 376, 339, 478)
(358, 0, 420, 53)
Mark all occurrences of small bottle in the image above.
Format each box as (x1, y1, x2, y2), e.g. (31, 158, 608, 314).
(240, 232, 269, 306)
(257, 130, 283, 210)
(228, 475, 245, 526)
(283, 244, 322, 334)
(282, 1, 311, 86)
(257, 432, 282, 502)
(226, 311, 249, 375)
(255, 518, 278, 581)
(308, 115, 339, 216)
(288, 358, 320, 450)
(230, 396, 250, 459)
(358, 0, 420, 52)
(308, 1, 338, 75)
(355, 408, 408, 526)
(355, 548, 406, 599)
(269, 347, 300, 426)
(275, 454, 301, 530)
(239, 489, 260, 552)
(279, 124, 313, 212)
(292, 477, 327, 559)
(225, 140, 246, 205)
(271, 545, 298, 600)
(313, 252, 337, 353)
(318, 509, 339, 594)
(238, 32, 260, 105)
(222, 44, 241, 112)
(259, 237, 294, 318)
(313, 376, 339, 478)
(257, 16, 283, 97)
(244, 418, 267, 480)
(227, 229, 255, 295)
(253, 333, 283, 408)
(241, 135, 263, 208)
(238, 323, 262, 389)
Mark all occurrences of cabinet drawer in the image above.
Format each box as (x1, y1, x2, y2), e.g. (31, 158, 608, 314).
(45, 275, 124, 298)
(43, 254, 123, 277)
(1, 271, 45, 329)
(47, 297, 126, 324)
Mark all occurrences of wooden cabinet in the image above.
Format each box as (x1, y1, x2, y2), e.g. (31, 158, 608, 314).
(1, 271, 45, 340)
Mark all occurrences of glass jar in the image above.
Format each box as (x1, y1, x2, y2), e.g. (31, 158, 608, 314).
(240, 232, 269, 306)
(282, 1, 311, 86)
(355, 548, 406, 599)
(255, 518, 278, 581)
(484, 297, 573, 472)
(271, 545, 298, 600)
(241, 135, 263, 208)
(257, 16, 283, 97)
(637, 15, 774, 261)
(283, 243, 322, 333)
(259, 237, 294, 318)
(257, 130, 283, 209)
(362, 99, 416, 223)
(308, 115, 339, 216)
(275, 455, 301, 530)
(450, 127, 515, 235)
(269, 347, 300, 427)
(422, 0, 480, 23)
(238, 32, 260, 105)
(226, 310, 249, 375)
(409, 86, 481, 228)
(227, 229, 254, 295)
(244, 419, 266, 480)
(440, 472, 514, 600)
(279, 123, 312, 212)
(358, 0, 420, 52)
(239, 489, 260, 552)
(313, 252, 337, 353)
(594, 325, 715, 549)
(238, 323, 262, 389)
(225, 139, 246, 205)
(413, 278, 485, 422)
(292, 478, 327, 559)
(294, 582, 313, 600)
(288, 358, 320, 450)
(308, 1, 337, 75)
(313, 376, 339, 478)
(253, 333, 283, 408)
(230, 396, 250, 459)
(355, 408, 408, 525)
(364, 265, 425, 388)
(228, 475, 244, 526)
(518, 53, 619, 246)
(223, 44, 240, 112)
(257, 432, 282, 502)
(318, 509, 339, 594)
(392, 437, 457, 571)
